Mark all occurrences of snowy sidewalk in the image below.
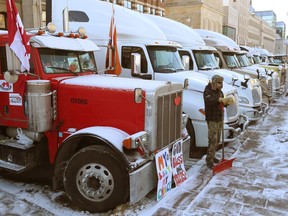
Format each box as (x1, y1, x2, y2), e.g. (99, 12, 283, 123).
(113, 95, 288, 216)
(1, 95, 288, 216)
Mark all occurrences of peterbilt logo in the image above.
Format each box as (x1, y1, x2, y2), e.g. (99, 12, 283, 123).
(0, 80, 13, 92)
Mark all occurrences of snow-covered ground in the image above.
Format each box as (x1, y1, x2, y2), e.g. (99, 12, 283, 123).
(1, 94, 288, 215)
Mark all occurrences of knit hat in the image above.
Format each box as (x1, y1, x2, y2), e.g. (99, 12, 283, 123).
(212, 75, 224, 83)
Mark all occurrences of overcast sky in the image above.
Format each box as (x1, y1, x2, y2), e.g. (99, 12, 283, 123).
(251, 0, 288, 36)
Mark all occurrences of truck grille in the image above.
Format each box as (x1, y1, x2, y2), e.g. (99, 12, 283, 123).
(156, 91, 182, 150)
(268, 79, 273, 95)
(252, 86, 261, 104)
(273, 76, 280, 90)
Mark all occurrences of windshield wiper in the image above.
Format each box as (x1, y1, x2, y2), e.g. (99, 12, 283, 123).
(47, 66, 79, 76)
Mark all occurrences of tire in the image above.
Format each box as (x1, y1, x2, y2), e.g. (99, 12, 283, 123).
(63, 145, 129, 213)
(186, 118, 196, 153)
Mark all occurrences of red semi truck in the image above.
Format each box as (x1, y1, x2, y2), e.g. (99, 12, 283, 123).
(0, 26, 189, 212)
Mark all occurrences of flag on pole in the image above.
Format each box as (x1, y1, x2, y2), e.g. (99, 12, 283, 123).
(105, 6, 121, 75)
(6, 0, 31, 72)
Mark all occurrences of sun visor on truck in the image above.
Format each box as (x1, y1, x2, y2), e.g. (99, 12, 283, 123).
(30, 35, 100, 52)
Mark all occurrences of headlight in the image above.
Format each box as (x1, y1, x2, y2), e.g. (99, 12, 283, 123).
(238, 96, 249, 104)
(123, 131, 149, 149)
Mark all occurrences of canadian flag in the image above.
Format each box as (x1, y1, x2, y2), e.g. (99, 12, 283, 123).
(105, 6, 121, 75)
(6, 0, 31, 72)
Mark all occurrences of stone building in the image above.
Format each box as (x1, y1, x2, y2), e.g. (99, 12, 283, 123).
(165, 0, 224, 33)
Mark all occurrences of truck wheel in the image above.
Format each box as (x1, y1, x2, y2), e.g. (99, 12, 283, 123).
(186, 119, 196, 156)
(63, 145, 129, 213)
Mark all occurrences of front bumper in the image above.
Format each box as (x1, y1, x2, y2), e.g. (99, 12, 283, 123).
(128, 135, 190, 204)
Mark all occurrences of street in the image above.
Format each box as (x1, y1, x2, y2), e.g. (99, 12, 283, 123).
(1, 93, 288, 215)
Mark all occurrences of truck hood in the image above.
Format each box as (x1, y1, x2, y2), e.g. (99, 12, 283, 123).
(155, 70, 235, 94)
(59, 74, 172, 92)
(199, 68, 245, 85)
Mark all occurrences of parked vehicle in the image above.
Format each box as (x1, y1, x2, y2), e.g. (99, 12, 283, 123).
(50, 0, 244, 149)
(240, 46, 286, 87)
(0, 24, 189, 213)
(143, 14, 266, 124)
(195, 29, 284, 99)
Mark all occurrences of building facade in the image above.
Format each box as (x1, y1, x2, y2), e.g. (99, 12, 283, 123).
(165, 0, 224, 32)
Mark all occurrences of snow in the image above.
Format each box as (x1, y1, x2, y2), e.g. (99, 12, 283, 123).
(61, 74, 172, 92)
(1, 94, 288, 215)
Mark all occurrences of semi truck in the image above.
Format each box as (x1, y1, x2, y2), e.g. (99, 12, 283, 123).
(143, 14, 266, 123)
(240, 45, 287, 87)
(50, 0, 245, 151)
(0, 24, 189, 212)
(195, 29, 283, 99)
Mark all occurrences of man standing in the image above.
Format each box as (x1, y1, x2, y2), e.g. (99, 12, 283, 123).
(203, 75, 226, 169)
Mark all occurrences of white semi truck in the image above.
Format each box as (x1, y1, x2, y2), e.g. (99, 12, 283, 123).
(143, 14, 267, 124)
(50, 0, 245, 150)
(195, 29, 283, 99)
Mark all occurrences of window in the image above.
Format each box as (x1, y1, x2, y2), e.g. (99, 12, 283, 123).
(0, 12, 7, 30)
(124, 0, 132, 9)
(146, 46, 184, 73)
(137, 4, 144, 13)
(122, 46, 147, 73)
(178, 50, 193, 70)
(0, 46, 7, 73)
(69, 11, 89, 22)
(39, 48, 97, 74)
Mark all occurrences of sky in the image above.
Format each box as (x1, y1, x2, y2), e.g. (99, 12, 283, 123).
(251, 0, 288, 36)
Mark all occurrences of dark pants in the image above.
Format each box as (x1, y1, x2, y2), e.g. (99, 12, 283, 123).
(206, 121, 222, 165)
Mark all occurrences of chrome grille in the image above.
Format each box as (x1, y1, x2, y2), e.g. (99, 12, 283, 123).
(252, 87, 261, 104)
(273, 77, 280, 89)
(156, 91, 182, 150)
(268, 79, 273, 95)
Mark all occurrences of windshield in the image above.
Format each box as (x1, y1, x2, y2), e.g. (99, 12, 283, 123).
(39, 48, 97, 74)
(147, 46, 185, 73)
(236, 54, 251, 67)
(223, 53, 240, 68)
(194, 51, 220, 70)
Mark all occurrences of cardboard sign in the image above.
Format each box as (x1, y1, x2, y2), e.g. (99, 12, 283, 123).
(155, 148, 172, 201)
(172, 140, 188, 187)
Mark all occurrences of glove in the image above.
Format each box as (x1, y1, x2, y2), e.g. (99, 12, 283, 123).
(219, 96, 235, 106)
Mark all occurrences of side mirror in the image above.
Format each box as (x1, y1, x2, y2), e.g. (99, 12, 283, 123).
(181, 55, 190, 71)
(134, 88, 143, 103)
(131, 53, 141, 76)
(231, 76, 238, 86)
(131, 53, 152, 80)
(183, 78, 189, 89)
(244, 74, 250, 80)
(4, 70, 19, 83)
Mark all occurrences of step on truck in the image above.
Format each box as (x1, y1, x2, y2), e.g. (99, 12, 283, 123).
(0, 24, 189, 213)
(50, 0, 245, 151)
(143, 14, 267, 124)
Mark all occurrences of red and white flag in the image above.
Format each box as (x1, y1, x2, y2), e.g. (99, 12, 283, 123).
(6, 0, 31, 72)
(105, 6, 121, 75)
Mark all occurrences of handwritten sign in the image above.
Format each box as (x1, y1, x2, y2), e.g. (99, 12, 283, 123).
(155, 148, 172, 201)
(172, 140, 188, 187)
